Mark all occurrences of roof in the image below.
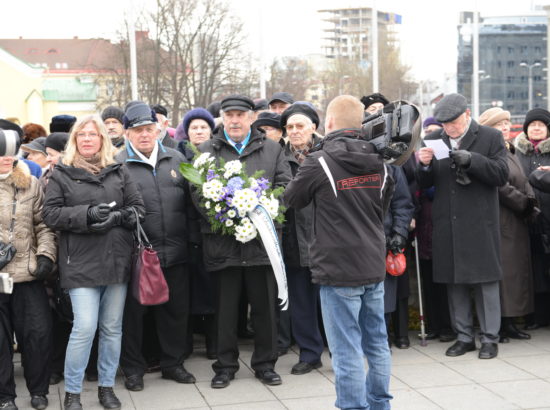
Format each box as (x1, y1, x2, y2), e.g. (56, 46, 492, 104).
(0, 38, 122, 73)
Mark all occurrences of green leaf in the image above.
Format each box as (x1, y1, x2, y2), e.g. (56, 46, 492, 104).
(179, 162, 204, 186)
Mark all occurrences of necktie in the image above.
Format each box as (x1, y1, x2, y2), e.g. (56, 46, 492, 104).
(235, 143, 242, 151)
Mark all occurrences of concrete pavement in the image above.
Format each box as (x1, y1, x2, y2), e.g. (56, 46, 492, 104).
(11, 326, 550, 409)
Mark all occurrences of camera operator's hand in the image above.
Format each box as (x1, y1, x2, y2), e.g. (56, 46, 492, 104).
(388, 233, 407, 254)
(418, 147, 434, 166)
(87, 203, 112, 224)
(450, 150, 472, 168)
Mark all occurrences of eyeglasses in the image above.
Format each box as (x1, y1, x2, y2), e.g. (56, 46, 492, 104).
(76, 132, 99, 139)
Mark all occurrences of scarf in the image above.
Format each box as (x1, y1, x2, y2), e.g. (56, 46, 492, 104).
(290, 140, 313, 164)
(73, 152, 103, 175)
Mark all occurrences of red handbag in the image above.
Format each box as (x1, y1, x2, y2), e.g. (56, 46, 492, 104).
(131, 209, 169, 305)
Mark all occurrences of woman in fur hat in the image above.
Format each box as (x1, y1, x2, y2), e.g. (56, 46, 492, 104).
(514, 108, 550, 330)
(0, 128, 57, 410)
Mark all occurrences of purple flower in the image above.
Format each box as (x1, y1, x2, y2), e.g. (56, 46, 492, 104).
(207, 169, 219, 181)
(227, 176, 244, 192)
(257, 177, 269, 190)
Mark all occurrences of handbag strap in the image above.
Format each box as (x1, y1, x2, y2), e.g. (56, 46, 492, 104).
(8, 187, 17, 243)
(132, 207, 152, 247)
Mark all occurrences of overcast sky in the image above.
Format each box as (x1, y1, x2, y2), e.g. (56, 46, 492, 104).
(1, 0, 546, 83)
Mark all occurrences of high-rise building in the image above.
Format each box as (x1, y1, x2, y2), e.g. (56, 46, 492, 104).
(318, 7, 401, 64)
(457, 11, 547, 119)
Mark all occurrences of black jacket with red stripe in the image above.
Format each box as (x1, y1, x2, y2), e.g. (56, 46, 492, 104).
(284, 128, 394, 287)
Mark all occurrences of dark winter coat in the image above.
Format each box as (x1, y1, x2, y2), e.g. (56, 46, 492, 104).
(196, 127, 291, 272)
(177, 140, 197, 162)
(116, 142, 195, 268)
(415, 120, 509, 284)
(515, 133, 550, 293)
(43, 162, 145, 289)
(282, 135, 322, 268)
(161, 131, 178, 149)
(284, 129, 394, 287)
(498, 148, 535, 316)
(384, 165, 414, 313)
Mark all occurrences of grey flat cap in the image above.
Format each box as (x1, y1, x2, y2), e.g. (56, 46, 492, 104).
(433, 93, 468, 123)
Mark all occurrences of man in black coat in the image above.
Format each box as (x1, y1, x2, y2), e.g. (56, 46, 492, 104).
(416, 93, 509, 359)
(196, 95, 291, 389)
(116, 101, 196, 391)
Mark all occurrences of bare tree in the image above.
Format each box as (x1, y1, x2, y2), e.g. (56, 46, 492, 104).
(266, 57, 311, 101)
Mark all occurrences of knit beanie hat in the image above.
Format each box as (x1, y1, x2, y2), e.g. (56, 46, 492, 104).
(45, 132, 70, 153)
(50, 115, 76, 133)
(182, 108, 215, 137)
(478, 107, 511, 128)
(280, 103, 320, 130)
(101, 106, 124, 124)
(523, 108, 550, 134)
(422, 116, 442, 129)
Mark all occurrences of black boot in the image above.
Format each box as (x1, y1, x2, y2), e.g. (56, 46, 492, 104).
(505, 319, 531, 340)
(64, 393, 82, 410)
(98, 387, 121, 410)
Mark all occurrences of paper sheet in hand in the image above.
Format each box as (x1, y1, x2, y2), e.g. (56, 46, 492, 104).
(423, 139, 450, 160)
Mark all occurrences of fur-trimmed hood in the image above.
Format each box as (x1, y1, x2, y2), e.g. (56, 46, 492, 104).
(515, 132, 550, 155)
(2, 160, 32, 190)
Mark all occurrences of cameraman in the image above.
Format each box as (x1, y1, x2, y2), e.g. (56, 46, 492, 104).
(285, 95, 393, 410)
(416, 93, 509, 359)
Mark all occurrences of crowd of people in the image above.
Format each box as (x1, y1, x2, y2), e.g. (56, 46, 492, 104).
(1, 89, 550, 410)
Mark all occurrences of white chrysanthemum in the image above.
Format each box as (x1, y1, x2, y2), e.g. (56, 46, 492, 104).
(248, 177, 259, 189)
(227, 209, 237, 218)
(193, 152, 213, 169)
(202, 179, 224, 201)
(259, 195, 279, 218)
(231, 188, 259, 217)
(215, 204, 222, 213)
(225, 219, 234, 227)
(223, 160, 243, 178)
(234, 219, 258, 243)
(205, 201, 211, 209)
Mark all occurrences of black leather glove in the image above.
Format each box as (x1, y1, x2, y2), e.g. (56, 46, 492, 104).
(450, 150, 472, 168)
(120, 207, 138, 230)
(524, 196, 538, 215)
(388, 233, 407, 254)
(32, 255, 54, 280)
(87, 203, 112, 224)
(89, 211, 122, 234)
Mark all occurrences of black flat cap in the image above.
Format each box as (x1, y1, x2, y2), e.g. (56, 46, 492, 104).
(152, 104, 168, 117)
(253, 112, 283, 130)
(434, 93, 468, 123)
(123, 101, 158, 129)
(21, 136, 47, 155)
(45, 132, 69, 153)
(360, 93, 389, 109)
(280, 103, 320, 130)
(269, 92, 294, 106)
(523, 108, 550, 134)
(221, 95, 254, 112)
(254, 98, 268, 111)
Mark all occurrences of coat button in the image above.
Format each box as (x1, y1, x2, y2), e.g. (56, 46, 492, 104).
(242, 260, 247, 265)
(453, 216, 457, 220)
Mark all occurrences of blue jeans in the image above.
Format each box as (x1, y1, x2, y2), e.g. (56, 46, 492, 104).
(65, 284, 127, 393)
(320, 282, 392, 410)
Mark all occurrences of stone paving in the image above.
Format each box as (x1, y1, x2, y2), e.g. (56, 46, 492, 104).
(11, 327, 550, 409)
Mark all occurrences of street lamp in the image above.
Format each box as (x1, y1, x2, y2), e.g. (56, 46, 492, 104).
(520, 62, 542, 111)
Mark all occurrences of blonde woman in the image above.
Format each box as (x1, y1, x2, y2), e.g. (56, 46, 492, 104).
(43, 115, 144, 410)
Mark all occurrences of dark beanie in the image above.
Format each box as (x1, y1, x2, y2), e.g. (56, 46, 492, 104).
(45, 132, 69, 153)
(50, 115, 76, 133)
(523, 108, 550, 134)
(206, 101, 221, 118)
(152, 104, 168, 117)
(182, 108, 215, 136)
(360, 93, 389, 110)
(101, 106, 124, 124)
(280, 103, 320, 130)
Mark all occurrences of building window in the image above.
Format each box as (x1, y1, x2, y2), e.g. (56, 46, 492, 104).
(521, 76, 527, 83)
(497, 61, 502, 68)
(508, 47, 514, 54)
(507, 61, 514, 68)
(507, 76, 514, 83)
(535, 46, 542, 53)
(534, 75, 542, 82)
(520, 46, 528, 54)
(507, 91, 515, 99)
(497, 46, 501, 54)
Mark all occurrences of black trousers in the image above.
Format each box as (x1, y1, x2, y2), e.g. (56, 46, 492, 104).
(120, 263, 190, 376)
(420, 259, 453, 335)
(0, 281, 52, 401)
(287, 266, 323, 363)
(212, 266, 278, 375)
